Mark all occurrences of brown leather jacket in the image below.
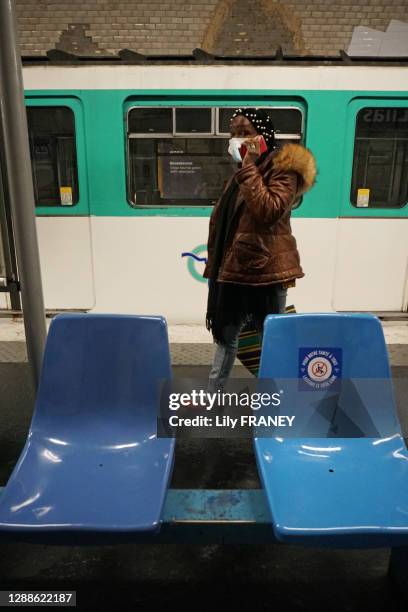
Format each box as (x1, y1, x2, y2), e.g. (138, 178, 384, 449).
(203, 143, 317, 285)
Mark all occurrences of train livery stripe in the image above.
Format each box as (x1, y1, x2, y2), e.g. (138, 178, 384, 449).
(23, 65, 408, 92)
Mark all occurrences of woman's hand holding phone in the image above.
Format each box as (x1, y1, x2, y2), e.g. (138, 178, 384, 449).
(240, 135, 267, 166)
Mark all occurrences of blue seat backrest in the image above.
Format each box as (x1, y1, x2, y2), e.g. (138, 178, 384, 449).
(258, 313, 400, 438)
(260, 313, 390, 379)
(31, 313, 171, 439)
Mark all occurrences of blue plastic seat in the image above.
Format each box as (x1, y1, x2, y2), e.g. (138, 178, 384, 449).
(255, 313, 408, 547)
(0, 314, 175, 541)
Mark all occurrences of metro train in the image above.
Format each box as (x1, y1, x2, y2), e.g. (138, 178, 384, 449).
(1, 57, 407, 322)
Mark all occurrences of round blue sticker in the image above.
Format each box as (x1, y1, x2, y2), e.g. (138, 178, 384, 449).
(299, 348, 342, 390)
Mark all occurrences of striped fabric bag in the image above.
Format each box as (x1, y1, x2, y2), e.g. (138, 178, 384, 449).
(237, 304, 296, 377)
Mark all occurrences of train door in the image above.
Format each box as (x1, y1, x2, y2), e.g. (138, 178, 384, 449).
(334, 99, 408, 312)
(26, 98, 95, 310)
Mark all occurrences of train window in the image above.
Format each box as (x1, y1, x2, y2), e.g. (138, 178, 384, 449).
(128, 138, 232, 205)
(218, 108, 235, 133)
(175, 108, 213, 134)
(27, 107, 79, 206)
(127, 105, 303, 207)
(218, 107, 303, 140)
(351, 107, 408, 208)
(128, 107, 173, 134)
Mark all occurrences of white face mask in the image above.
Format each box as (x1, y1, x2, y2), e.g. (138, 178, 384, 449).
(228, 137, 246, 163)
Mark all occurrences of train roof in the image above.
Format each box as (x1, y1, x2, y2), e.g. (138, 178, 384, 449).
(21, 48, 408, 68)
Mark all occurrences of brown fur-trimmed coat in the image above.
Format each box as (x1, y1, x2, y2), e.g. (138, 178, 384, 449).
(203, 143, 317, 285)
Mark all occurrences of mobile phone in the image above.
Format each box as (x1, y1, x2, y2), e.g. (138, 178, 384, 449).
(239, 135, 268, 159)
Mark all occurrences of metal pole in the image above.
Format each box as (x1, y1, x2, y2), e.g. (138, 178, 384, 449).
(0, 0, 46, 387)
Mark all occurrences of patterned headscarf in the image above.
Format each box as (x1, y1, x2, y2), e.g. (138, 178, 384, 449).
(231, 107, 276, 151)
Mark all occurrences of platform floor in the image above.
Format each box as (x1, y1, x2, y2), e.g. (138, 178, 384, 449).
(0, 357, 407, 610)
(1, 317, 408, 365)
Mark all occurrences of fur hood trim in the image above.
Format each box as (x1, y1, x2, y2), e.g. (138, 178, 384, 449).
(273, 143, 317, 193)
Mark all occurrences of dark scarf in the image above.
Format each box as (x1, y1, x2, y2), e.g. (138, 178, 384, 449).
(206, 152, 281, 344)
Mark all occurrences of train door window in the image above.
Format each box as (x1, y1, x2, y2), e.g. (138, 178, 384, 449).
(27, 107, 79, 206)
(351, 107, 408, 208)
(127, 105, 304, 207)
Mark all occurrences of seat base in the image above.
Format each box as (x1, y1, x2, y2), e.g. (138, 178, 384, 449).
(255, 436, 408, 547)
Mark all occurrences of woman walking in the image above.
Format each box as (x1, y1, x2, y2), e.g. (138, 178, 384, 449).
(204, 107, 317, 392)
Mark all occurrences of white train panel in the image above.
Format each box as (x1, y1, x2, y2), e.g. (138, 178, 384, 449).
(36, 217, 95, 309)
(88, 217, 337, 323)
(33, 216, 408, 318)
(333, 219, 408, 311)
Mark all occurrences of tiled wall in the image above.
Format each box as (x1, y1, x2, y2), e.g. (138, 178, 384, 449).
(16, 0, 408, 56)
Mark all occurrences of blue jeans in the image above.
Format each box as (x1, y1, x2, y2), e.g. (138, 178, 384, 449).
(207, 284, 287, 393)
